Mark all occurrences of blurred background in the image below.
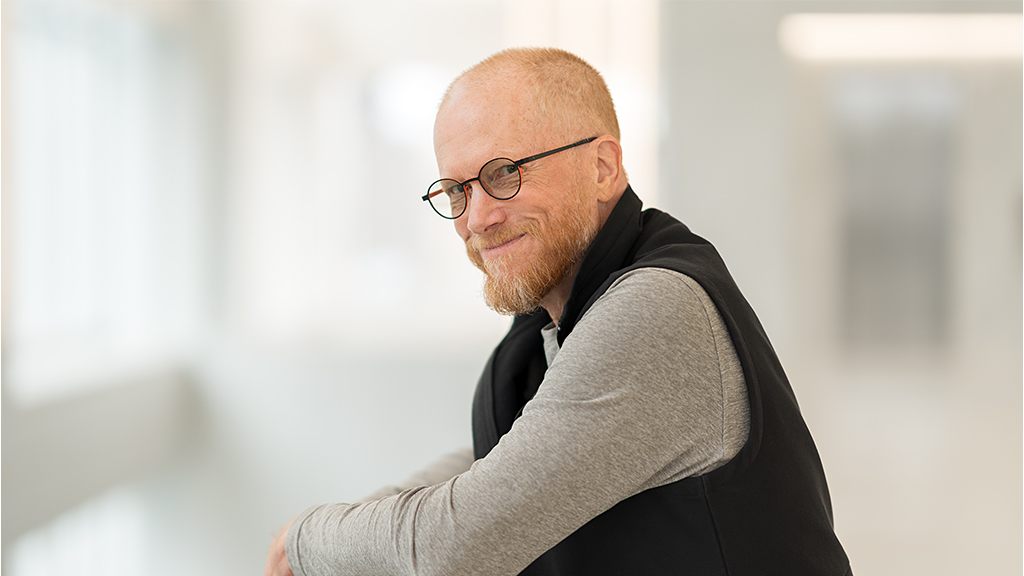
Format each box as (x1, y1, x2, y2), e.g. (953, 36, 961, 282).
(1, 1, 1020, 574)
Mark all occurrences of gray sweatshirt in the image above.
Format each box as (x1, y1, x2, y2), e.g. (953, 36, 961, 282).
(287, 268, 750, 576)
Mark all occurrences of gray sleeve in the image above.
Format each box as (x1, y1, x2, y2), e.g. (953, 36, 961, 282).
(286, 268, 750, 576)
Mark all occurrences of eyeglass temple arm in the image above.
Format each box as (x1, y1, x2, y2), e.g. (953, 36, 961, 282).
(422, 136, 597, 201)
(513, 136, 597, 166)
(422, 188, 449, 201)
(422, 175, 482, 201)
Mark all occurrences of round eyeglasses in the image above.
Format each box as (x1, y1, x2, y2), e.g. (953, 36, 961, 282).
(422, 137, 597, 219)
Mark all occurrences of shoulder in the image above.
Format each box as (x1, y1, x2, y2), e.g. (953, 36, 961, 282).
(591, 267, 719, 328)
(558, 267, 733, 377)
(569, 267, 738, 379)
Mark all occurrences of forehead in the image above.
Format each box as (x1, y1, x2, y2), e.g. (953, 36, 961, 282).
(433, 76, 542, 176)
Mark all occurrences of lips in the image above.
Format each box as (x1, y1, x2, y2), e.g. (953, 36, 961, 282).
(467, 224, 536, 258)
(479, 233, 526, 260)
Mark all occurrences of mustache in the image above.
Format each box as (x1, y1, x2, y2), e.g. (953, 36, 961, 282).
(465, 221, 541, 254)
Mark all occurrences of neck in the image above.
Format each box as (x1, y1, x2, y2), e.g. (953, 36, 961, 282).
(539, 261, 581, 327)
(541, 190, 626, 326)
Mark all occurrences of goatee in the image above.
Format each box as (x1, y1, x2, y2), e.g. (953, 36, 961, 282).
(466, 191, 599, 317)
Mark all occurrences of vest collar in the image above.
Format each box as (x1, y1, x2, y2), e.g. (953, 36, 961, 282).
(556, 185, 643, 343)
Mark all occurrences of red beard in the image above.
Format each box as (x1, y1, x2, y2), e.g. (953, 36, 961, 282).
(465, 186, 599, 316)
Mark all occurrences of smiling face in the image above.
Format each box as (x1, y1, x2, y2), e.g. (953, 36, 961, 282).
(433, 73, 602, 317)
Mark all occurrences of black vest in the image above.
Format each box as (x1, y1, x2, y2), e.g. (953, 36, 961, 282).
(471, 188, 851, 575)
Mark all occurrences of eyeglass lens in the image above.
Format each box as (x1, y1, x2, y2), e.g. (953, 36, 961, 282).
(426, 158, 521, 219)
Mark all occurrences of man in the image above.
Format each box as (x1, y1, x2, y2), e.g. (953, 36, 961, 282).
(266, 48, 851, 576)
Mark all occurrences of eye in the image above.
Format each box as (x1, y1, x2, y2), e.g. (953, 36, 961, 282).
(485, 162, 518, 185)
(449, 191, 466, 213)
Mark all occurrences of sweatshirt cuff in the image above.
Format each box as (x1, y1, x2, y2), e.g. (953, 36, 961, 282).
(286, 504, 327, 576)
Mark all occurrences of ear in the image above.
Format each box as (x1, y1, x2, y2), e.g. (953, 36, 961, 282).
(593, 135, 624, 203)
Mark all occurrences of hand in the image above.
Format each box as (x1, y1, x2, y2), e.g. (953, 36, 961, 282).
(264, 518, 296, 576)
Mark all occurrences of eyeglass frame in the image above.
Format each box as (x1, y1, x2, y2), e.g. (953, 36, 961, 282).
(422, 136, 598, 220)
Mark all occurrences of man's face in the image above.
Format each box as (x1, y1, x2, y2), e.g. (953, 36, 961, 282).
(433, 79, 601, 316)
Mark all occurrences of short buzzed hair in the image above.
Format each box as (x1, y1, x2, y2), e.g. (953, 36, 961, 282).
(442, 47, 620, 143)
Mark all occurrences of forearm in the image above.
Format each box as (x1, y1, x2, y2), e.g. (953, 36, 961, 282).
(287, 424, 630, 576)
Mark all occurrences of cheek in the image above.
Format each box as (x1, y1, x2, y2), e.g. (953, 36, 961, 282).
(454, 218, 470, 242)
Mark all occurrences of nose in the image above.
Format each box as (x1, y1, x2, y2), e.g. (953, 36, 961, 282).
(463, 181, 506, 234)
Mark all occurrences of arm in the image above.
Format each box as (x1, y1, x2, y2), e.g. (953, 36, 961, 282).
(267, 444, 473, 575)
(356, 447, 475, 502)
(285, 269, 748, 576)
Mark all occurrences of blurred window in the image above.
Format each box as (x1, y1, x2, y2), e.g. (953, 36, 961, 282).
(831, 72, 956, 347)
(7, 0, 208, 404)
(781, 12, 1022, 352)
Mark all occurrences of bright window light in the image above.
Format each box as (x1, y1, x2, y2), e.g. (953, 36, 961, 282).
(779, 13, 1023, 61)
(7, 0, 207, 405)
